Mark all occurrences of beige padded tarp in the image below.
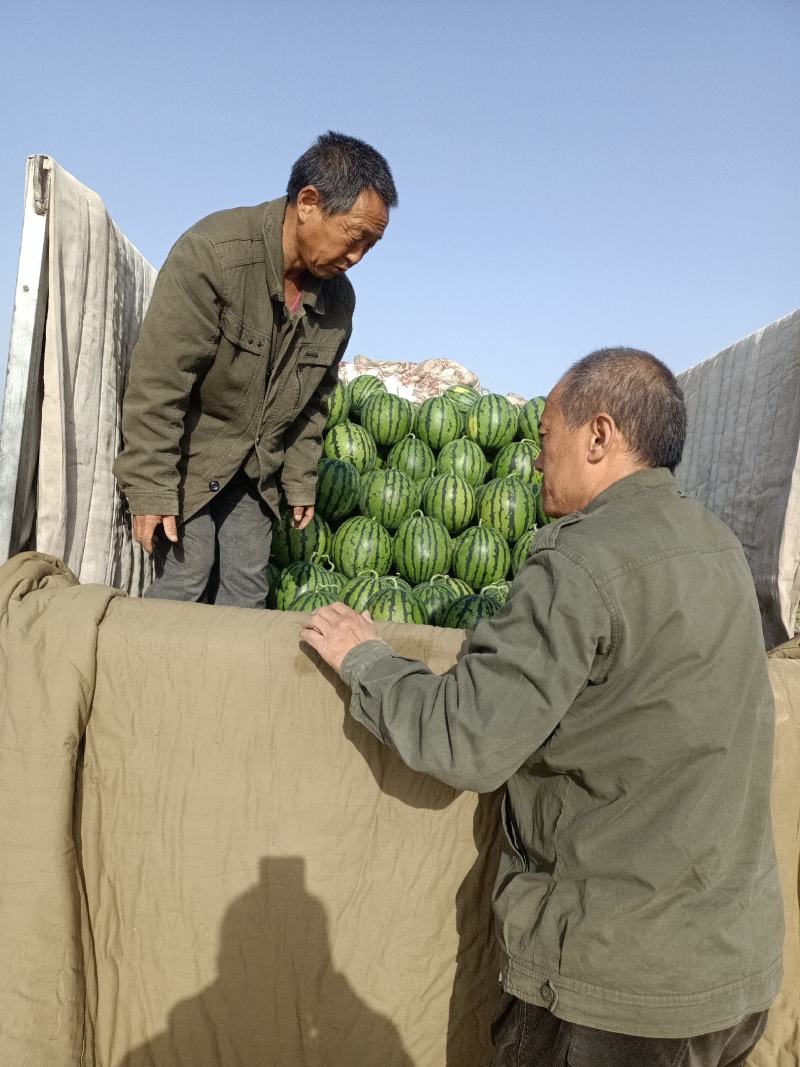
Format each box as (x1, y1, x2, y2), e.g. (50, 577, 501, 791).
(676, 309, 800, 650)
(0, 553, 500, 1067)
(0, 552, 797, 1066)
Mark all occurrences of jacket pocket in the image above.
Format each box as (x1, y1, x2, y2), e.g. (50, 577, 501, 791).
(286, 340, 339, 417)
(501, 789, 530, 872)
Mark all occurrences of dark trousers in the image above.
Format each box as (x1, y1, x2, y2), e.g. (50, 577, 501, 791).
(146, 471, 273, 609)
(490, 994, 769, 1067)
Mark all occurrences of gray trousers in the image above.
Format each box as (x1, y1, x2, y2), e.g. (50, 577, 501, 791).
(489, 994, 769, 1067)
(146, 471, 273, 609)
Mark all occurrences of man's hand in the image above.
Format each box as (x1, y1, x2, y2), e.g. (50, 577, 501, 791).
(300, 602, 379, 674)
(292, 504, 315, 530)
(132, 514, 179, 555)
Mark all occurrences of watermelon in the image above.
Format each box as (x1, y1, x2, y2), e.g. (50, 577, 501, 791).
(359, 468, 416, 531)
(315, 458, 360, 522)
(276, 559, 340, 611)
(491, 440, 541, 484)
(478, 477, 537, 543)
(287, 588, 340, 612)
(452, 524, 510, 589)
(348, 374, 386, 417)
(442, 594, 500, 630)
(386, 434, 436, 482)
(511, 528, 537, 576)
(532, 483, 549, 527)
(466, 394, 519, 451)
(324, 380, 350, 431)
(411, 579, 460, 626)
(393, 511, 452, 585)
(415, 396, 463, 451)
(270, 510, 332, 567)
(420, 473, 476, 534)
(443, 384, 482, 416)
(340, 570, 385, 611)
(436, 437, 488, 487)
(331, 516, 392, 579)
(517, 396, 546, 446)
(360, 392, 416, 447)
(366, 583, 426, 624)
(480, 580, 511, 606)
(323, 420, 377, 473)
(430, 573, 474, 597)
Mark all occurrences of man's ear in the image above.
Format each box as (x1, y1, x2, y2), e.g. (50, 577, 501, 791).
(588, 412, 616, 461)
(295, 185, 322, 221)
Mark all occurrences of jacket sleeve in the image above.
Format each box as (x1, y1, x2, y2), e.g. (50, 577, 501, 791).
(339, 548, 612, 793)
(280, 327, 351, 506)
(114, 230, 224, 517)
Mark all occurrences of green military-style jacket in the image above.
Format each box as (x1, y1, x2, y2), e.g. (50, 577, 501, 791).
(341, 469, 783, 1038)
(115, 197, 354, 522)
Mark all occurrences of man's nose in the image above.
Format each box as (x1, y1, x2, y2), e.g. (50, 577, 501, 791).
(346, 248, 365, 268)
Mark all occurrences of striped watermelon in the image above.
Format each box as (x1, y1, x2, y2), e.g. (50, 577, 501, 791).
(466, 394, 519, 451)
(324, 381, 350, 431)
(315, 458, 360, 522)
(276, 559, 341, 611)
(332, 516, 393, 579)
(478, 477, 537, 543)
(415, 396, 463, 451)
(491, 440, 541, 484)
(480, 581, 511, 606)
(420, 473, 476, 534)
(511, 528, 536, 576)
(430, 573, 474, 597)
(393, 511, 452, 585)
(266, 562, 281, 608)
(532, 483, 549, 527)
(517, 396, 546, 446)
(270, 510, 332, 567)
(443, 385, 482, 416)
(348, 374, 386, 417)
(436, 437, 488, 487)
(359, 468, 416, 532)
(287, 588, 340, 612)
(323, 420, 377, 473)
(340, 570, 384, 611)
(411, 579, 460, 626)
(386, 434, 436, 482)
(452, 524, 510, 589)
(366, 582, 426, 624)
(442, 594, 500, 630)
(361, 392, 416, 447)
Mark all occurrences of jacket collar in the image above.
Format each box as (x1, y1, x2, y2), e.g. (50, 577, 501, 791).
(581, 467, 681, 516)
(261, 197, 326, 316)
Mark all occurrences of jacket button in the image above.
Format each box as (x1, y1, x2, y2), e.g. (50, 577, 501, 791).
(540, 982, 554, 1003)
(209, 480, 220, 492)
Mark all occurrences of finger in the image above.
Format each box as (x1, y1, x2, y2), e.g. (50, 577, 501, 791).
(360, 610, 373, 621)
(300, 626, 325, 657)
(162, 515, 179, 543)
(292, 507, 304, 529)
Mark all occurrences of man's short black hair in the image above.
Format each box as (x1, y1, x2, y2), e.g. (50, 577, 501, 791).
(287, 131, 398, 215)
(557, 348, 687, 472)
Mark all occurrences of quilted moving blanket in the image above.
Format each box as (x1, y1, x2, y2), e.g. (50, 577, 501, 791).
(0, 553, 797, 1065)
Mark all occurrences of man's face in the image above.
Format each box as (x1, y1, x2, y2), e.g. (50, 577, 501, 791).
(296, 188, 389, 279)
(535, 387, 595, 518)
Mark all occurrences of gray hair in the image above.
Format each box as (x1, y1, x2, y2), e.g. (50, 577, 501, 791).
(556, 348, 687, 472)
(287, 131, 398, 215)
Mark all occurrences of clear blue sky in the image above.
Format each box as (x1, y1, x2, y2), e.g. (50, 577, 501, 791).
(1, 0, 798, 401)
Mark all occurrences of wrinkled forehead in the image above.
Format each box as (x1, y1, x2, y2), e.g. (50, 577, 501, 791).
(540, 384, 564, 431)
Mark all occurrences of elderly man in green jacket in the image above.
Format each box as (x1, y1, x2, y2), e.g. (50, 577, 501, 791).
(115, 132, 396, 607)
(301, 349, 783, 1067)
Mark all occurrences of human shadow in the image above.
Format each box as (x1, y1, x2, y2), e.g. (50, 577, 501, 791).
(118, 856, 413, 1067)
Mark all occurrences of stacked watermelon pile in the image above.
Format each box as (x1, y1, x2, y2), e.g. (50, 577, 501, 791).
(268, 374, 549, 628)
